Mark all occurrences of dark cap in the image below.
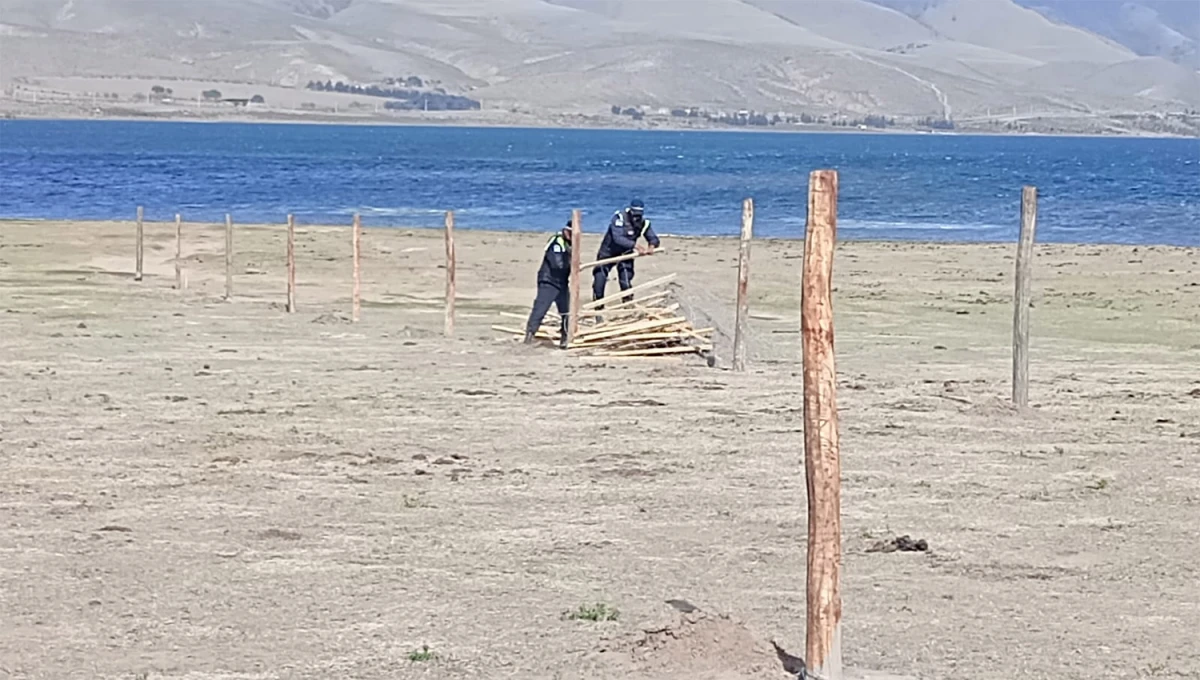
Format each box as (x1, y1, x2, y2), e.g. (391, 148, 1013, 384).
(629, 198, 645, 213)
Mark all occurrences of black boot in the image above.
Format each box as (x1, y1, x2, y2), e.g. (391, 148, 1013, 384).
(559, 317, 569, 349)
(523, 329, 535, 345)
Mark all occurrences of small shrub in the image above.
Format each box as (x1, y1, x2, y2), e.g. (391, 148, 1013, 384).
(407, 645, 437, 662)
(566, 602, 620, 622)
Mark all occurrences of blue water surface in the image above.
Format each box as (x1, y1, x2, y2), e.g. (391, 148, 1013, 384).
(1, 120, 1197, 245)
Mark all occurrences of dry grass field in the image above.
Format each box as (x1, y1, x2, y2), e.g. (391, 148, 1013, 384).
(1, 220, 1198, 679)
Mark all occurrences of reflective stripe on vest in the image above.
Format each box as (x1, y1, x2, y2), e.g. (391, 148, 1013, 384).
(545, 234, 568, 252)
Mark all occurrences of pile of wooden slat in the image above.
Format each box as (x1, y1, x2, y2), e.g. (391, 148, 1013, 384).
(494, 273, 714, 358)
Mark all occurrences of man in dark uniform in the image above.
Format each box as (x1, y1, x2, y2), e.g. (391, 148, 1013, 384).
(592, 198, 660, 306)
(524, 220, 574, 348)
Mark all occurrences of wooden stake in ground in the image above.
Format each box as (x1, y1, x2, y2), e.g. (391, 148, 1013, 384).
(352, 213, 362, 322)
(286, 214, 297, 313)
(224, 213, 233, 300)
(568, 209, 583, 343)
(733, 198, 754, 372)
(444, 210, 456, 336)
(174, 214, 183, 290)
(1013, 186, 1038, 407)
(135, 206, 144, 282)
(802, 169, 842, 680)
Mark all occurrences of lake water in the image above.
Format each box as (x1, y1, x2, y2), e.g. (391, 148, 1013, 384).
(0, 120, 1197, 245)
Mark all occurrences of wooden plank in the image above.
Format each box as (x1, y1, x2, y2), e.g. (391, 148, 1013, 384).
(568, 209, 582, 343)
(174, 213, 183, 290)
(135, 206, 145, 282)
(493, 325, 557, 341)
(352, 213, 361, 322)
(733, 197, 754, 372)
(445, 210, 456, 337)
(596, 290, 670, 312)
(1013, 186, 1037, 408)
(573, 316, 687, 342)
(571, 330, 697, 346)
(224, 213, 233, 300)
(594, 345, 707, 357)
(579, 248, 667, 272)
(286, 214, 296, 312)
(803, 168, 843, 680)
(581, 273, 677, 311)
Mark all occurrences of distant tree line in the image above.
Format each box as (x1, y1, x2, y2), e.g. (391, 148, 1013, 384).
(831, 115, 895, 128)
(612, 102, 955, 130)
(306, 80, 480, 111)
(383, 94, 480, 111)
(916, 116, 955, 130)
(383, 76, 425, 88)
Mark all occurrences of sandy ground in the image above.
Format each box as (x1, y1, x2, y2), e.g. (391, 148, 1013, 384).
(1, 219, 1198, 680)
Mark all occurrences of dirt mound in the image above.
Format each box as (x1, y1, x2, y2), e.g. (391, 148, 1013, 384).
(962, 397, 1040, 418)
(311, 312, 352, 324)
(609, 610, 794, 679)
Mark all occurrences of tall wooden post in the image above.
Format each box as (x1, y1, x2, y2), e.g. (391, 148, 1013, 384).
(568, 209, 583, 344)
(733, 198, 754, 372)
(135, 206, 144, 282)
(174, 214, 183, 290)
(1013, 186, 1038, 408)
(352, 213, 362, 322)
(224, 214, 233, 300)
(803, 169, 843, 680)
(444, 211, 456, 337)
(286, 214, 297, 313)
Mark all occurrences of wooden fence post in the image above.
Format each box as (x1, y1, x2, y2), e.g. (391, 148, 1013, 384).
(444, 211, 456, 336)
(352, 213, 362, 322)
(224, 214, 233, 300)
(568, 209, 583, 344)
(135, 206, 144, 282)
(803, 169, 843, 680)
(733, 198, 754, 372)
(286, 214, 296, 313)
(174, 214, 183, 290)
(1013, 186, 1038, 407)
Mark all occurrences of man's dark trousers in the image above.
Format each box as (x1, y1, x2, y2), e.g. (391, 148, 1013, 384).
(526, 282, 570, 337)
(592, 259, 635, 304)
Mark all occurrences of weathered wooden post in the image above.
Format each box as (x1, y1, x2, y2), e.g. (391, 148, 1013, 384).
(733, 198, 754, 372)
(352, 213, 362, 322)
(174, 214, 183, 290)
(286, 214, 296, 313)
(135, 206, 144, 282)
(444, 210, 456, 337)
(224, 214, 233, 300)
(1013, 186, 1038, 408)
(568, 209, 583, 344)
(803, 169, 842, 680)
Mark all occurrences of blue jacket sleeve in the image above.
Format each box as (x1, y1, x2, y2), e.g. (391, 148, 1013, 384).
(609, 213, 637, 251)
(643, 219, 661, 248)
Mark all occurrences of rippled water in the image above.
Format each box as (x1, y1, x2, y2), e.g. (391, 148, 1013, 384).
(1, 120, 1196, 245)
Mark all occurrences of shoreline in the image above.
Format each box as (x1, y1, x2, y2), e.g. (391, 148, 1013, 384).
(3, 111, 1197, 141)
(3, 218, 1197, 251)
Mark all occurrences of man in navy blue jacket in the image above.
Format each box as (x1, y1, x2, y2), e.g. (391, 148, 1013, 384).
(592, 198, 660, 306)
(524, 220, 574, 347)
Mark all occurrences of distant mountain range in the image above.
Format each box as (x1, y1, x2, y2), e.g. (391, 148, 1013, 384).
(1015, 0, 1199, 68)
(1, 0, 1197, 124)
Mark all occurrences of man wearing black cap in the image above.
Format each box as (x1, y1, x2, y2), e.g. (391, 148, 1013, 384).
(592, 198, 660, 306)
(524, 219, 574, 348)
